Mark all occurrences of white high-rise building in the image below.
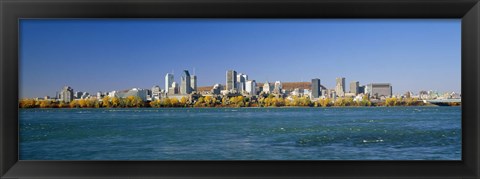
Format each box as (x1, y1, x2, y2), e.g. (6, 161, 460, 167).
(165, 73, 174, 93)
(60, 86, 74, 103)
(168, 82, 179, 95)
(246, 80, 256, 95)
(180, 70, 191, 94)
(335, 77, 346, 97)
(190, 75, 197, 92)
(273, 81, 282, 94)
(237, 73, 248, 92)
(151, 85, 161, 100)
(263, 81, 271, 94)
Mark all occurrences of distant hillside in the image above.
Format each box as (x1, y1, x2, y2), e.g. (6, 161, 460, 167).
(197, 82, 326, 92)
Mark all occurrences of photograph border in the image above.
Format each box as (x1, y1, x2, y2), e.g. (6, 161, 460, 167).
(1, 0, 479, 178)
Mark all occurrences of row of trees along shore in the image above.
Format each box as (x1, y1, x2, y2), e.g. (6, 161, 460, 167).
(19, 94, 460, 108)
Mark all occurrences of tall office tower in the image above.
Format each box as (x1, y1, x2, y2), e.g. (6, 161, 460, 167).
(165, 73, 174, 93)
(358, 85, 366, 94)
(273, 81, 282, 94)
(190, 75, 197, 92)
(60, 86, 74, 103)
(169, 82, 179, 95)
(262, 81, 271, 94)
(245, 80, 257, 95)
(181, 70, 192, 94)
(226, 70, 237, 91)
(241, 74, 248, 81)
(311, 78, 321, 98)
(151, 85, 161, 100)
(350, 81, 360, 95)
(335, 77, 346, 97)
(237, 73, 247, 92)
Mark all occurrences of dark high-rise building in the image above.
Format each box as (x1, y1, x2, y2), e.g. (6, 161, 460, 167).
(226, 70, 237, 91)
(181, 70, 191, 94)
(311, 78, 321, 98)
(359, 85, 365, 94)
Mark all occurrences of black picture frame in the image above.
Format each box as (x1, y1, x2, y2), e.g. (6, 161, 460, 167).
(1, 0, 479, 178)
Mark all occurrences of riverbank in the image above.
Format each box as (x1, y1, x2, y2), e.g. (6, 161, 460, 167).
(19, 101, 459, 109)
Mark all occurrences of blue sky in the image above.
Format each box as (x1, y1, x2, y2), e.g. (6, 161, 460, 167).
(20, 19, 460, 98)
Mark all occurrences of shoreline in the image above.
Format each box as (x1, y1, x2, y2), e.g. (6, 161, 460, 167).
(19, 105, 460, 109)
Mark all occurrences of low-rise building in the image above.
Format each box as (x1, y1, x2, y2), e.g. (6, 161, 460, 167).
(366, 83, 392, 99)
(116, 88, 149, 101)
(212, 84, 223, 95)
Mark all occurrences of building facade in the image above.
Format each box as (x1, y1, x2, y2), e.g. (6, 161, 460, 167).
(366, 83, 393, 98)
(358, 85, 365, 94)
(226, 70, 237, 92)
(212, 84, 223, 95)
(169, 82, 179, 95)
(151, 85, 161, 100)
(350, 81, 359, 95)
(60, 86, 74, 103)
(321, 89, 328, 98)
(262, 81, 271, 94)
(116, 88, 149, 101)
(273, 81, 282, 94)
(311, 78, 321, 98)
(245, 80, 257, 95)
(165, 73, 174, 93)
(335, 77, 346, 97)
(181, 70, 192, 94)
(190, 75, 197, 92)
(236, 73, 248, 92)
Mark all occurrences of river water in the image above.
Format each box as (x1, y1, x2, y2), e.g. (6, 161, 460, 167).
(19, 106, 461, 160)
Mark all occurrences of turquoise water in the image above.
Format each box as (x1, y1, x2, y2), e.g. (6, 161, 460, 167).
(19, 107, 461, 160)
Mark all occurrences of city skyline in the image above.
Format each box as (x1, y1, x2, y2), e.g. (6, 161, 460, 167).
(20, 19, 460, 98)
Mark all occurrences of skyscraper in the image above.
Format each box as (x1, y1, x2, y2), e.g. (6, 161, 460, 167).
(190, 75, 197, 92)
(273, 81, 282, 94)
(237, 73, 247, 92)
(181, 70, 191, 94)
(151, 85, 161, 100)
(60, 86, 74, 103)
(169, 82, 179, 95)
(226, 70, 237, 91)
(350, 81, 359, 95)
(262, 81, 271, 94)
(311, 78, 321, 98)
(335, 77, 346, 97)
(165, 73, 174, 93)
(246, 80, 256, 95)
